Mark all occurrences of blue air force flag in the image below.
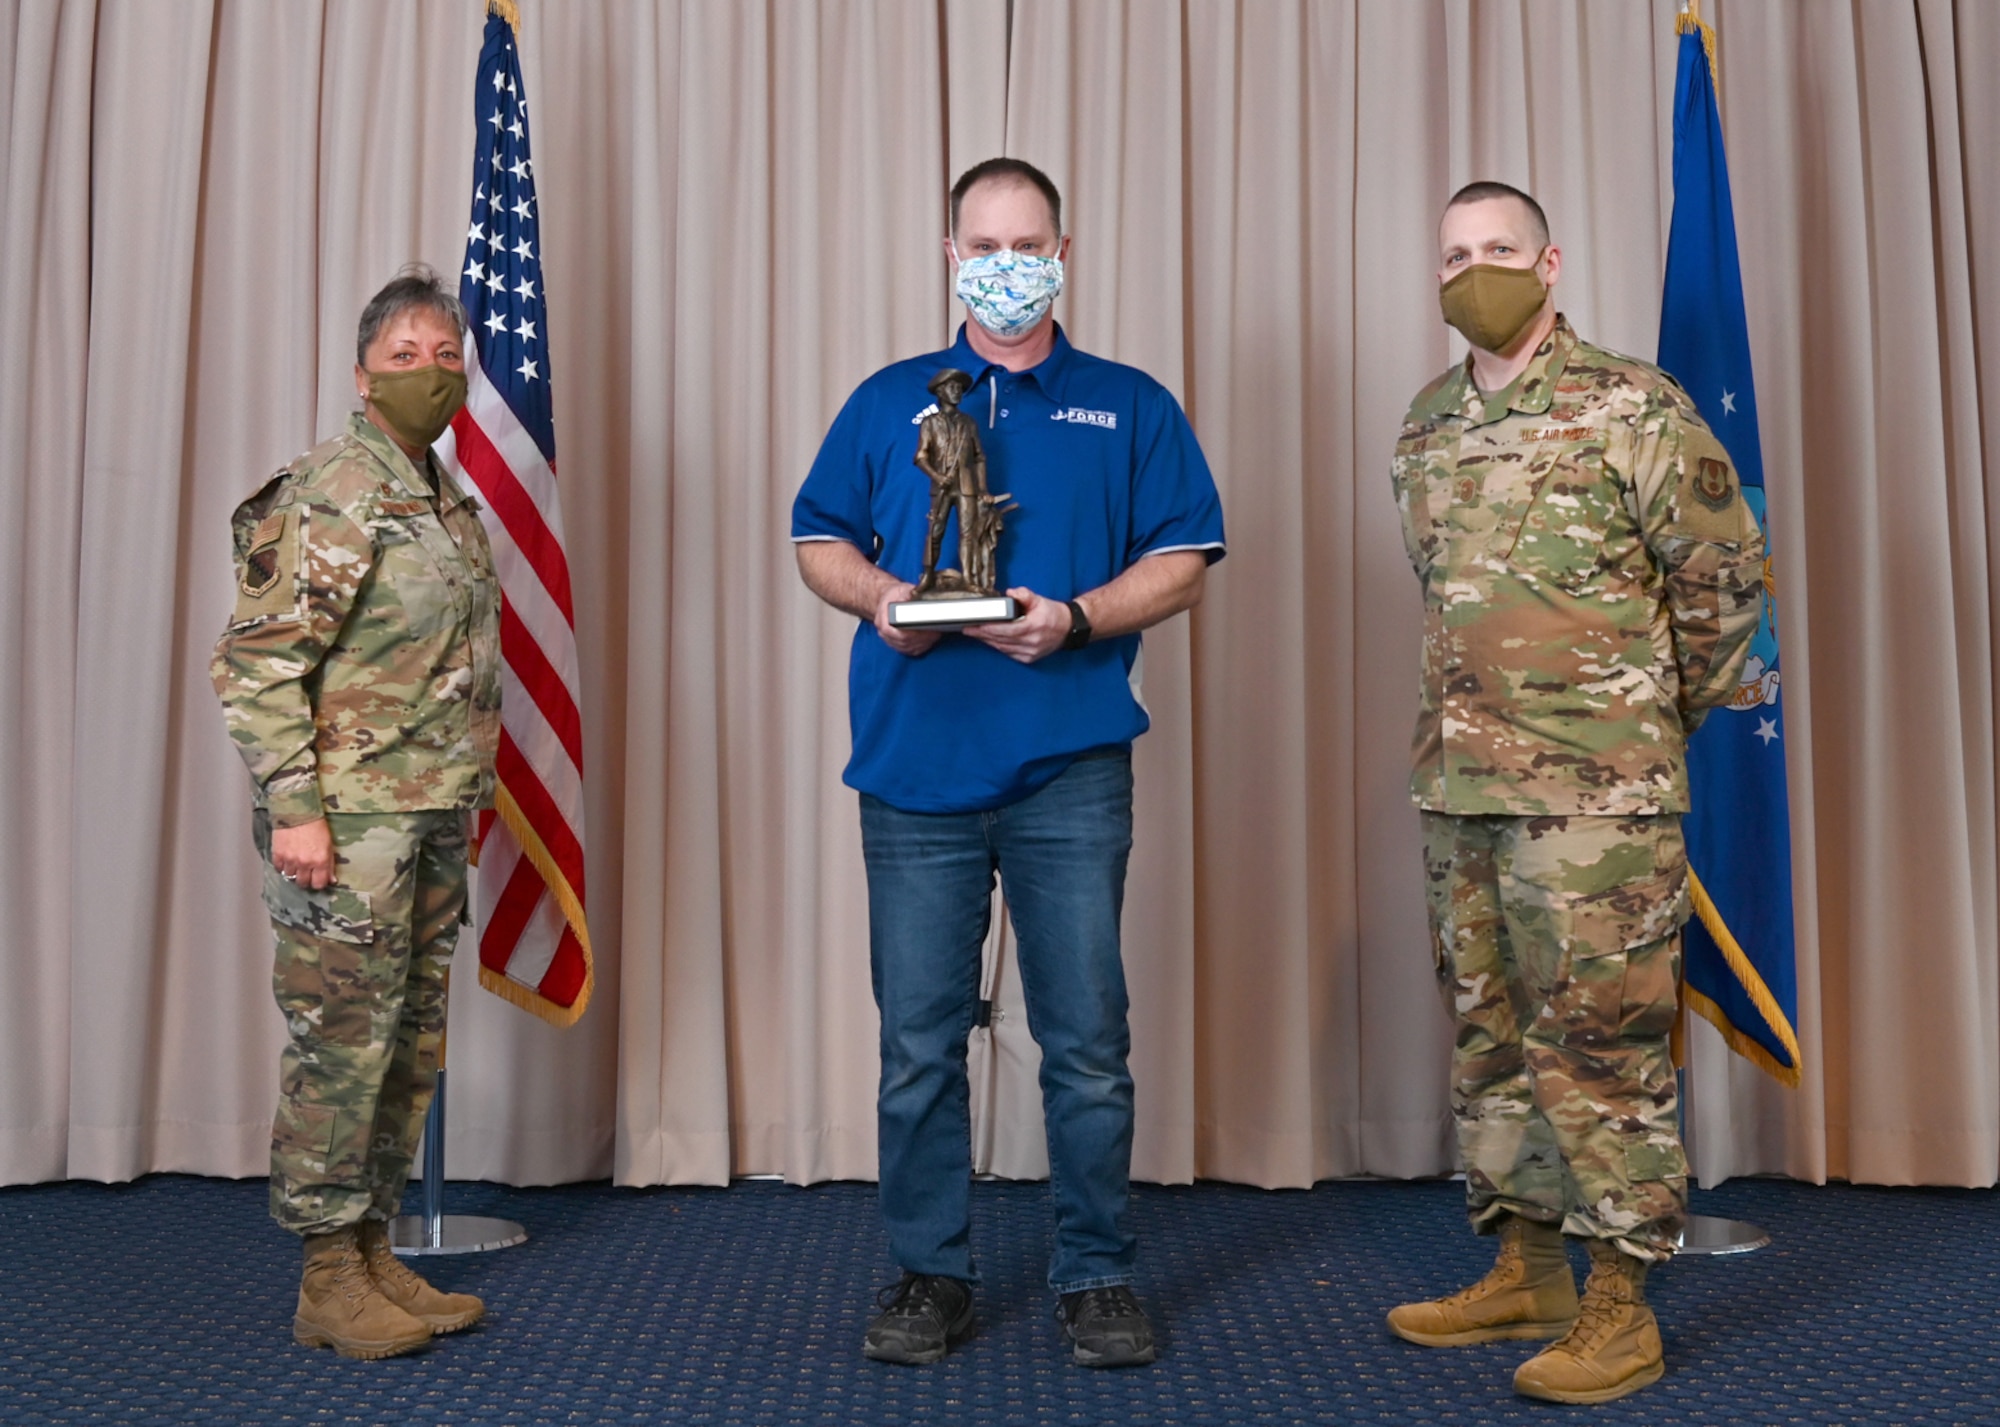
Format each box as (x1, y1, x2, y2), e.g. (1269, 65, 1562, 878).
(1656, 15, 1802, 1085)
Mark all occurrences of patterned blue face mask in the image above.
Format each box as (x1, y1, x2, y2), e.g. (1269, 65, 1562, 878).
(953, 245, 1065, 337)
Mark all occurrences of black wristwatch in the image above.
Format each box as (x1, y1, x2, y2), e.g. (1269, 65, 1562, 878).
(1062, 598, 1093, 650)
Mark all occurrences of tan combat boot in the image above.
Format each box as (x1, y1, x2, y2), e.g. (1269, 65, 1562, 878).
(1386, 1215, 1578, 1346)
(357, 1218, 487, 1333)
(1512, 1239, 1665, 1403)
(293, 1226, 433, 1359)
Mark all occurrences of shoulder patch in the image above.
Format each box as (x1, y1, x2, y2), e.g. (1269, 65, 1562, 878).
(1693, 456, 1735, 511)
(233, 507, 299, 620)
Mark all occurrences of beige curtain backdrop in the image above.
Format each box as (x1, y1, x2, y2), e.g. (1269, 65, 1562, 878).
(2, 0, 1996, 1194)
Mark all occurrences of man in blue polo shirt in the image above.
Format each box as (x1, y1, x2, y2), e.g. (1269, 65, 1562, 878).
(793, 158, 1225, 1369)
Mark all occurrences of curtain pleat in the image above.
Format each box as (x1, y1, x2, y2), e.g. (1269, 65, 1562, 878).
(0, 0, 96, 1184)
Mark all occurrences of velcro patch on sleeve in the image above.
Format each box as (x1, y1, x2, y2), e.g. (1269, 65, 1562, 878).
(241, 514, 287, 593)
(231, 508, 302, 626)
(1673, 437, 1750, 544)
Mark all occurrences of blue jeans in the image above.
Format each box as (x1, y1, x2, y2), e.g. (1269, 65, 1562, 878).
(859, 749, 1137, 1294)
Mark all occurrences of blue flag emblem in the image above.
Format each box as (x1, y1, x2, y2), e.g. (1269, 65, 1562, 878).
(1657, 15, 1802, 1085)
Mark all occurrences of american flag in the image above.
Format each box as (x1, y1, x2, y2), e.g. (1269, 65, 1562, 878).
(436, 6, 593, 1025)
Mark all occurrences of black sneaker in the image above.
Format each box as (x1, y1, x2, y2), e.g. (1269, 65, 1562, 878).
(862, 1272, 974, 1364)
(1056, 1285, 1157, 1367)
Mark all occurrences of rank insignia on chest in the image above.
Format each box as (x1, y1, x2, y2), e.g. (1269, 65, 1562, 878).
(1453, 476, 1479, 505)
(1693, 456, 1735, 510)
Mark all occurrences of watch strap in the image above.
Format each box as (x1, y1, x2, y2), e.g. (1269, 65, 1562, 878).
(1063, 598, 1093, 650)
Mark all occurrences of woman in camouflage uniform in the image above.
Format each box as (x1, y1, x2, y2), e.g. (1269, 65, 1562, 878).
(213, 267, 501, 1360)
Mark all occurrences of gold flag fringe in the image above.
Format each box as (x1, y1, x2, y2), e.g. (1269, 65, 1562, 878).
(1684, 867, 1804, 1087)
(1676, 3, 1719, 90)
(478, 783, 594, 1028)
(487, 0, 521, 37)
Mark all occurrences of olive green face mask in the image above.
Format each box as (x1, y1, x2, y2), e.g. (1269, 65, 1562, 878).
(1437, 252, 1549, 352)
(365, 364, 468, 451)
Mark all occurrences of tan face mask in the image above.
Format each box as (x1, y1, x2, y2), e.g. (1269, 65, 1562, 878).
(1438, 251, 1549, 353)
(365, 364, 468, 451)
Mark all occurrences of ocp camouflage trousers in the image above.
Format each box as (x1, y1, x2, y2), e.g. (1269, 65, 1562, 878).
(1420, 811, 1690, 1262)
(253, 808, 468, 1236)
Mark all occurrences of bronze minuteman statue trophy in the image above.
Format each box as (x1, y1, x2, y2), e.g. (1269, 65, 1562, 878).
(892, 367, 1019, 628)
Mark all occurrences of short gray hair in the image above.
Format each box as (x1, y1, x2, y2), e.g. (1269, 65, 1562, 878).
(355, 264, 467, 365)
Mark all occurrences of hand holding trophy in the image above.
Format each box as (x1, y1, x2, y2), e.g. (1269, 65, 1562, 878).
(892, 368, 1020, 629)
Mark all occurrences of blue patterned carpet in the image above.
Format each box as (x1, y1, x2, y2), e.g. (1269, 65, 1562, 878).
(1, 1172, 1993, 1424)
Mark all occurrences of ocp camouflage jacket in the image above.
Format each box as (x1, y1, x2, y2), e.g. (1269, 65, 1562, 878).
(1393, 316, 1765, 817)
(212, 412, 500, 826)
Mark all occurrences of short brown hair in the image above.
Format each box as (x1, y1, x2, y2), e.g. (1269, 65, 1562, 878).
(1445, 181, 1550, 249)
(949, 158, 1063, 240)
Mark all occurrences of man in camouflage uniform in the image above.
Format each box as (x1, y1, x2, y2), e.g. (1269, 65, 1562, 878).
(1384, 184, 1764, 1404)
(213, 268, 500, 1360)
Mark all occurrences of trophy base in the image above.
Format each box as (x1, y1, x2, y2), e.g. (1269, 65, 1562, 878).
(889, 593, 1020, 629)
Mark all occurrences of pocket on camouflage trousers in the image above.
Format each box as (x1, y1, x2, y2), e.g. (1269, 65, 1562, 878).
(1561, 870, 1686, 958)
(261, 864, 375, 944)
(265, 872, 381, 1048)
(271, 1096, 339, 1167)
(1420, 861, 1453, 986)
(1552, 870, 1686, 1045)
(1622, 1137, 1686, 1185)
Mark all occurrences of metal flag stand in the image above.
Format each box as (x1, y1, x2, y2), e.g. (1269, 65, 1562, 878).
(1674, 1065, 1770, 1257)
(389, 1031, 528, 1256)
(1680, 1213, 1768, 1255)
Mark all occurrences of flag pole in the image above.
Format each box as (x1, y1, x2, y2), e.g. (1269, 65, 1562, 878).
(390, 975, 529, 1256)
(1664, 0, 1776, 1247)
(1675, 1064, 1769, 1256)
(1656, 0, 1800, 1255)
(388, 0, 579, 1256)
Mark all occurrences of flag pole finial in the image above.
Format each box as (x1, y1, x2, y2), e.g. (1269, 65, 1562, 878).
(487, 0, 521, 36)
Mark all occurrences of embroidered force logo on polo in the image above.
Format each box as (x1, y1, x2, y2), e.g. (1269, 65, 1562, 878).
(1051, 407, 1117, 430)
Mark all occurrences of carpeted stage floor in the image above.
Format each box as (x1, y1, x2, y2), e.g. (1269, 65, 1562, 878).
(1, 1173, 1992, 1424)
